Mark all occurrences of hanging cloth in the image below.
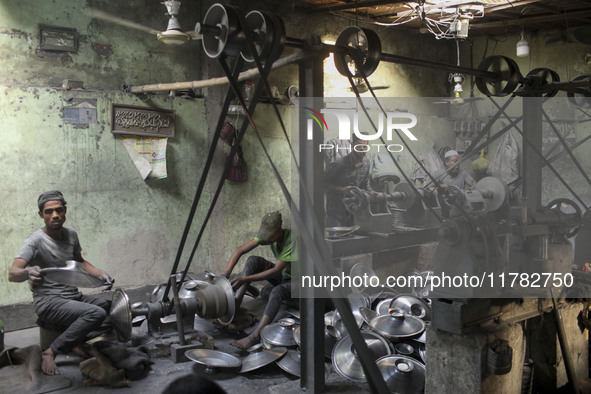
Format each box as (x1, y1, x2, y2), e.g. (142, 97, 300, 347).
(489, 131, 519, 185)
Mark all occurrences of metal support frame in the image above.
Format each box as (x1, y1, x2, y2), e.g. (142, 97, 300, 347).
(298, 35, 327, 393)
(149, 6, 591, 390)
(522, 98, 544, 209)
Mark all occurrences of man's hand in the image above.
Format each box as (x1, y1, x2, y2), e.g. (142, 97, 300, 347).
(230, 277, 247, 292)
(99, 274, 114, 291)
(26, 266, 43, 285)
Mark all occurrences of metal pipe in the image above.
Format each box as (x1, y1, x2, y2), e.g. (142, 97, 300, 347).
(129, 40, 503, 95)
(129, 50, 312, 93)
(170, 275, 186, 346)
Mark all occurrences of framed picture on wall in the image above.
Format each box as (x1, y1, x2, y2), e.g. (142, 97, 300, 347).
(39, 25, 78, 52)
(111, 104, 175, 138)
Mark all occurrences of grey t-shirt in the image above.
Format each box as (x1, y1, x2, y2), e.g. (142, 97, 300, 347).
(434, 168, 475, 189)
(17, 227, 82, 310)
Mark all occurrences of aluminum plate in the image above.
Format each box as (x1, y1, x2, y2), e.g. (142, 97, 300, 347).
(40, 260, 105, 288)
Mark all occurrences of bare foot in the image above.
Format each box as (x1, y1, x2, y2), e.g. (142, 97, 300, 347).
(230, 335, 259, 350)
(71, 345, 90, 359)
(41, 349, 60, 375)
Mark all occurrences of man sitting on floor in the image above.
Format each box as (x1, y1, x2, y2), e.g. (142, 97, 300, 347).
(9, 190, 114, 375)
(222, 211, 297, 350)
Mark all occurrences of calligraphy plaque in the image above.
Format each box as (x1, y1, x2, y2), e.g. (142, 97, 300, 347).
(111, 104, 175, 138)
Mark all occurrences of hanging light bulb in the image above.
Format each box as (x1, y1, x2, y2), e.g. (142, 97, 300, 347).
(451, 73, 465, 104)
(516, 30, 529, 57)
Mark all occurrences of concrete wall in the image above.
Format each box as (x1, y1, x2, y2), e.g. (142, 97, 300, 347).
(0, 0, 455, 312)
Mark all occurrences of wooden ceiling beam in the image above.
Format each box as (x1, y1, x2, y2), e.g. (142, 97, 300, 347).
(469, 8, 591, 29)
(305, 0, 406, 14)
(485, 0, 546, 13)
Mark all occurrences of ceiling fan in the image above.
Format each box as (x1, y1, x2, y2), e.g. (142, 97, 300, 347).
(82, 0, 201, 45)
(432, 96, 484, 105)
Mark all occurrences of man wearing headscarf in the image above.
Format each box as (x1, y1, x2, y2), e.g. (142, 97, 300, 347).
(9, 191, 114, 376)
(435, 150, 475, 189)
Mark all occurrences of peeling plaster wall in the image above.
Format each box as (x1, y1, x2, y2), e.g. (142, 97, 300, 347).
(0, 0, 211, 306)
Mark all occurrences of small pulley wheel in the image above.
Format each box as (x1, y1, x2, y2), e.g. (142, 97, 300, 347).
(241, 11, 281, 62)
(334, 26, 381, 78)
(392, 182, 416, 210)
(546, 198, 582, 238)
(475, 56, 522, 97)
(567, 74, 591, 108)
(197, 3, 244, 59)
(521, 67, 560, 97)
(343, 186, 368, 214)
(438, 185, 465, 210)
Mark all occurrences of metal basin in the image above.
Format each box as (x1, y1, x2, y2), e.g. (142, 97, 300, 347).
(40, 260, 105, 288)
(332, 330, 392, 383)
(376, 298, 395, 315)
(359, 307, 378, 327)
(369, 311, 425, 339)
(376, 354, 426, 394)
(390, 294, 432, 322)
(260, 318, 298, 347)
(276, 349, 301, 377)
(185, 349, 241, 374)
(240, 343, 286, 373)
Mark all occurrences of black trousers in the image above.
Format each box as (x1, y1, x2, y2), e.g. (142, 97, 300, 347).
(242, 256, 292, 321)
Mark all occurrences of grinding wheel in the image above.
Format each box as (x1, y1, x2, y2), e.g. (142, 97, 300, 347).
(110, 289, 132, 342)
(213, 276, 236, 326)
(476, 176, 507, 212)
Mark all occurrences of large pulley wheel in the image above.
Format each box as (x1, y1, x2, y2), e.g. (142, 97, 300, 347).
(334, 26, 381, 78)
(521, 67, 560, 97)
(567, 74, 591, 108)
(241, 10, 285, 62)
(475, 56, 522, 97)
(546, 198, 583, 238)
(476, 176, 507, 212)
(196, 3, 244, 59)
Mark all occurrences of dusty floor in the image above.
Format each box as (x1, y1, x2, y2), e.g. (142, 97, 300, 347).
(3, 297, 370, 394)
